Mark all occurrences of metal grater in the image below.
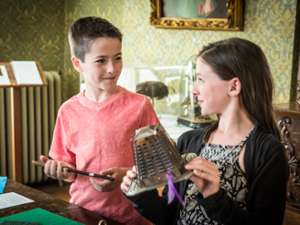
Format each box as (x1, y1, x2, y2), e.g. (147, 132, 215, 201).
(126, 124, 196, 196)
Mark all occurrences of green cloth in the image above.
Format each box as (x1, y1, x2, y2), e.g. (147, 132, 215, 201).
(0, 208, 83, 225)
(0, 221, 41, 225)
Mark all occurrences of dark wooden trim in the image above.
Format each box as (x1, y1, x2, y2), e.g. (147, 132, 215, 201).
(290, 0, 300, 102)
(11, 87, 22, 182)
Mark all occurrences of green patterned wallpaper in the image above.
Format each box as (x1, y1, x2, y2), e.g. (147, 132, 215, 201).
(0, 0, 65, 73)
(0, 0, 297, 103)
(64, 0, 297, 103)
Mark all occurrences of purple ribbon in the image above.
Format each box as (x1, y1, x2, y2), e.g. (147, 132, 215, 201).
(166, 170, 184, 206)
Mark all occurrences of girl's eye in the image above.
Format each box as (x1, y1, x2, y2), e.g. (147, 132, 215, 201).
(196, 76, 204, 83)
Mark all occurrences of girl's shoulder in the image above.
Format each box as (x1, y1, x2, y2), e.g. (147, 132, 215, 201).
(177, 123, 215, 154)
(245, 125, 286, 172)
(244, 125, 288, 185)
(247, 126, 283, 154)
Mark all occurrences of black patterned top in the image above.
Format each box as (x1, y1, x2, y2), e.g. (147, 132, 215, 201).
(177, 136, 250, 225)
(129, 125, 287, 225)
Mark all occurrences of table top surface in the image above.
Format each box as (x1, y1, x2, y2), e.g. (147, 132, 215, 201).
(0, 181, 121, 225)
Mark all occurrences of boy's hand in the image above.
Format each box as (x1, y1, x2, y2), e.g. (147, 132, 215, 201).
(39, 155, 76, 182)
(90, 167, 128, 192)
(120, 166, 137, 193)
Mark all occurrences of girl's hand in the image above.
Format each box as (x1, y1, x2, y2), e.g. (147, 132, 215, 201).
(39, 155, 75, 182)
(185, 157, 220, 198)
(90, 167, 128, 192)
(120, 166, 137, 193)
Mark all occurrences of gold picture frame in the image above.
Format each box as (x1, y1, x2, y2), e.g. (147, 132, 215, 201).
(150, 0, 244, 31)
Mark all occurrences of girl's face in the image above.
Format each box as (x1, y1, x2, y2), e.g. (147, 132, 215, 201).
(193, 57, 232, 116)
(73, 37, 122, 94)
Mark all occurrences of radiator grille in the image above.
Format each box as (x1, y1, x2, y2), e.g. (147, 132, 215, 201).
(0, 71, 62, 184)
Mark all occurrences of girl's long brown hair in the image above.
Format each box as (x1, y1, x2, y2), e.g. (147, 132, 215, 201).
(198, 38, 280, 139)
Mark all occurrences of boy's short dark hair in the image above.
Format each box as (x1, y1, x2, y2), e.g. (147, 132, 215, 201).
(68, 16, 122, 62)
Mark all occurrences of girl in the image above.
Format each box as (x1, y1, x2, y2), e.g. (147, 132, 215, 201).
(121, 38, 288, 225)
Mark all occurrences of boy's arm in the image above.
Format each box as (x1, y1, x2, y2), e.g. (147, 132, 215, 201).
(138, 98, 160, 126)
(46, 108, 76, 182)
(49, 108, 76, 166)
(38, 155, 76, 182)
(90, 167, 129, 192)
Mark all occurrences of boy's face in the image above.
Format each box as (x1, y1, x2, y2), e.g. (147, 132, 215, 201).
(72, 37, 122, 94)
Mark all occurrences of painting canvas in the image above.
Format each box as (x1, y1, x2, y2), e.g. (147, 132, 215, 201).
(150, 0, 244, 31)
(163, 0, 227, 18)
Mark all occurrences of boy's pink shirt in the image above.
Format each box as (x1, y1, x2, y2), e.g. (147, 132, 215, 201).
(49, 86, 159, 224)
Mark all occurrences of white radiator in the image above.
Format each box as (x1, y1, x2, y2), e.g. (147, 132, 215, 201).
(0, 71, 62, 184)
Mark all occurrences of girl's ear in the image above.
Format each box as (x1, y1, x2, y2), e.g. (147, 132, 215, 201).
(71, 56, 81, 73)
(228, 77, 241, 97)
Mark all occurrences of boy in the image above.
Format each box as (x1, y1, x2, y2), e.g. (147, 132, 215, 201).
(40, 16, 158, 225)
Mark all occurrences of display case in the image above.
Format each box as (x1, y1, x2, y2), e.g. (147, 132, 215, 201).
(123, 65, 187, 116)
(118, 63, 215, 130)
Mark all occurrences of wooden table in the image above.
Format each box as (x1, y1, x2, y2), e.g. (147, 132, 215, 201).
(284, 205, 300, 225)
(0, 181, 121, 225)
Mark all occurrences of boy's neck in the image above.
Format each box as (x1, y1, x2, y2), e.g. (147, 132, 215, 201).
(83, 86, 119, 103)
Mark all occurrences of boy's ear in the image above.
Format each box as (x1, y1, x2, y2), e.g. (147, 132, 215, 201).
(228, 77, 241, 96)
(71, 56, 81, 73)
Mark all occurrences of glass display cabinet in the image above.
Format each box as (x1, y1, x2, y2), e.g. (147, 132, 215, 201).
(120, 62, 215, 130)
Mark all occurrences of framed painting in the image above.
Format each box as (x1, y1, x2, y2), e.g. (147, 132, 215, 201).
(150, 0, 244, 31)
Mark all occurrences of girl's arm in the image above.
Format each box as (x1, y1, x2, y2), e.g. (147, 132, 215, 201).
(121, 167, 175, 225)
(197, 145, 288, 225)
